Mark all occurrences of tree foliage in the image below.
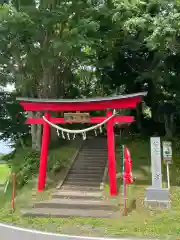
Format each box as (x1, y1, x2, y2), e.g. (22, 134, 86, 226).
(1, 0, 180, 145)
(0, 91, 28, 143)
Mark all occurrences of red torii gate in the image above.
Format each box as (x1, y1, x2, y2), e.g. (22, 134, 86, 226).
(17, 92, 146, 196)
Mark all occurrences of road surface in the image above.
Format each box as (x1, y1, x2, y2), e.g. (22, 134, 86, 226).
(0, 223, 157, 240)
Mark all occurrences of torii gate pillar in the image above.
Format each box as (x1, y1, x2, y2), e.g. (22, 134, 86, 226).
(38, 112, 50, 192)
(107, 110, 117, 196)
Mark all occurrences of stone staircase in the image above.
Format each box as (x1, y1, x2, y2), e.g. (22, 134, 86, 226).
(21, 137, 118, 218)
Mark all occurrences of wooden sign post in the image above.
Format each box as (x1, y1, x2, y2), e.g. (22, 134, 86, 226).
(162, 141, 172, 189)
(11, 173, 16, 213)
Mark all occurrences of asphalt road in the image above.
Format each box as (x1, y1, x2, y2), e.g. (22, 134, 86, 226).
(0, 223, 156, 240)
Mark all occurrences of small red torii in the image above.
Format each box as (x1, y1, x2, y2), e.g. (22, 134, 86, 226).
(17, 92, 146, 196)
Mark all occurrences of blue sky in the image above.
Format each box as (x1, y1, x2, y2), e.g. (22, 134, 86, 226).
(0, 84, 15, 154)
(0, 140, 13, 154)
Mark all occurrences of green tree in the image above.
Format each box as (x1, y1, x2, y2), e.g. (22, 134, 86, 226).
(1, 0, 180, 143)
(98, 0, 180, 137)
(0, 1, 106, 148)
(0, 91, 28, 145)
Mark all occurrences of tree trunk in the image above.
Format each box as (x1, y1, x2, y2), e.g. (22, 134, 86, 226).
(136, 102, 143, 132)
(29, 112, 37, 150)
(29, 112, 42, 151)
(147, 78, 159, 122)
(36, 112, 42, 151)
(164, 113, 174, 138)
(19, 136, 26, 149)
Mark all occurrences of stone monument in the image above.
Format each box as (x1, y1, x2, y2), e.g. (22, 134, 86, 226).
(144, 137, 171, 209)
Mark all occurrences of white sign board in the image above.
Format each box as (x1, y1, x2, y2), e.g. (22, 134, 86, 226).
(162, 141, 172, 163)
(150, 137, 162, 189)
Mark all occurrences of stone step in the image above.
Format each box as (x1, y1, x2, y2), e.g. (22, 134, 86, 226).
(71, 163, 106, 171)
(63, 180, 100, 186)
(75, 156, 107, 160)
(73, 160, 106, 164)
(83, 143, 107, 145)
(68, 173, 103, 177)
(82, 150, 107, 152)
(77, 161, 106, 164)
(74, 157, 106, 161)
(52, 190, 103, 200)
(78, 153, 107, 157)
(82, 142, 107, 145)
(77, 157, 107, 160)
(73, 164, 106, 168)
(79, 148, 107, 150)
(75, 160, 106, 165)
(83, 150, 107, 151)
(61, 185, 100, 191)
(81, 149, 108, 153)
(66, 176, 103, 181)
(71, 165, 105, 169)
(72, 164, 106, 168)
(68, 171, 104, 175)
(69, 169, 104, 174)
(34, 199, 117, 211)
(66, 175, 103, 180)
(84, 140, 106, 142)
(21, 208, 115, 218)
(84, 142, 107, 145)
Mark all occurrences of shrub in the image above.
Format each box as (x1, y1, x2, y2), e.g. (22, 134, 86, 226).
(2, 142, 76, 188)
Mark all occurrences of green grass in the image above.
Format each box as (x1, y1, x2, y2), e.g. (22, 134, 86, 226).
(0, 137, 180, 239)
(0, 140, 77, 205)
(0, 164, 10, 184)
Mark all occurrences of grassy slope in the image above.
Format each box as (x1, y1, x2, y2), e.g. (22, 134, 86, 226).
(0, 164, 10, 184)
(0, 137, 180, 239)
(0, 141, 77, 217)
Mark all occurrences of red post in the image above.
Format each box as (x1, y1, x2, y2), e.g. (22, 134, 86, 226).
(106, 110, 117, 196)
(38, 112, 50, 192)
